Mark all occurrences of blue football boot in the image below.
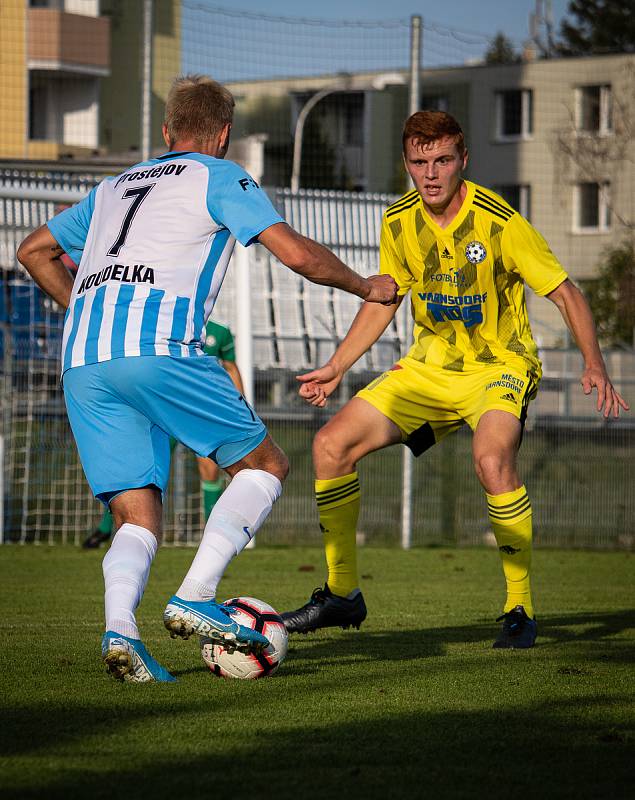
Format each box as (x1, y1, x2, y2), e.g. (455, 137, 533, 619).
(102, 631, 176, 683)
(163, 595, 269, 655)
(493, 605, 537, 649)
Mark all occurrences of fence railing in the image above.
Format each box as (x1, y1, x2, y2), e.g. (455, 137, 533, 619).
(2, 321, 633, 550)
(1, 182, 634, 549)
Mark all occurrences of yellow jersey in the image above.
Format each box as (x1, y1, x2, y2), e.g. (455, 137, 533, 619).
(380, 180, 567, 379)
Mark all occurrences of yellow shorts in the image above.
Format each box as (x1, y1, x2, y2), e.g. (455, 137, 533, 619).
(355, 356, 539, 456)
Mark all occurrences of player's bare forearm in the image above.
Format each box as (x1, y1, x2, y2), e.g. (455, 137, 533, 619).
(258, 223, 397, 303)
(548, 279, 605, 369)
(17, 226, 74, 309)
(547, 279, 629, 416)
(331, 296, 402, 374)
(297, 299, 402, 407)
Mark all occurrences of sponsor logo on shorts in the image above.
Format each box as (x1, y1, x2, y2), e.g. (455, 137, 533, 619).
(500, 393, 518, 403)
(485, 373, 525, 393)
(365, 372, 391, 391)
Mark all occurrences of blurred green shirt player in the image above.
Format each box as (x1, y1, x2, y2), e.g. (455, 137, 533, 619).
(197, 321, 245, 517)
(83, 320, 244, 548)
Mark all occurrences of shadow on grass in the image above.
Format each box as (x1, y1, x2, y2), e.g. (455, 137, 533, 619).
(540, 609, 635, 647)
(282, 608, 635, 674)
(2, 611, 632, 799)
(2, 695, 632, 800)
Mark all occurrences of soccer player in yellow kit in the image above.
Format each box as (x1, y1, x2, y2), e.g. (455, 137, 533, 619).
(281, 110, 629, 648)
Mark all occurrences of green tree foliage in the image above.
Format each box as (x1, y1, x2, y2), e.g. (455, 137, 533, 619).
(583, 241, 635, 347)
(557, 0, 635, 55)
(485, 32, 520, 65)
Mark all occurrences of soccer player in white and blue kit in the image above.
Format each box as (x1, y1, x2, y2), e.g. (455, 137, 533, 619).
(18, 75, 397, 683)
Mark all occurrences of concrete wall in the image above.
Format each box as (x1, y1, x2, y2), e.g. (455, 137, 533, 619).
(229, 55, 634, 282)
(27, 8, 110, 70)
(449, 55, 635, 284)
(227, 55, 634, 346)
(0, 0, 27, 159)
(99, 0, 180, 156)
(449, 55, 635, 343)
(0, 1, 108, 159)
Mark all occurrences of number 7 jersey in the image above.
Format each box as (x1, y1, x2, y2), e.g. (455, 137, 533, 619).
(380, 180, 568, 380)
(48, 151, 283, 373)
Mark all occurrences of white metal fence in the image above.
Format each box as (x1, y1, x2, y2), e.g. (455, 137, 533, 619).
(1, 181, 634, 549)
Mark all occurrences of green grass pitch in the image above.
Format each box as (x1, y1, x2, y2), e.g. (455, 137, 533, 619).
(1, 545, 633, 799)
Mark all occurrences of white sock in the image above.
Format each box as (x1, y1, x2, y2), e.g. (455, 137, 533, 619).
(177, 469, 282, 602)
(103, 523, 158, 639)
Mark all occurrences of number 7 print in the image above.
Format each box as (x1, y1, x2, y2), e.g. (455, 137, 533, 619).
(107, 184, 155, 257)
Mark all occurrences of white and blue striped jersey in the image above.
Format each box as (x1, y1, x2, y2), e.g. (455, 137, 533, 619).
(48, 151, 283, 373)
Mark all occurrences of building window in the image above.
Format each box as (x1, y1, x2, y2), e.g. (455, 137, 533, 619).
(28, 85, 48, 140)
(493, 185, 531, 220)
(420, 94, 448, 112)
(495, 89, 533, 140)
(574, 182, 611, 232)
(344, 93, 364, 147)
(576, 85, 612, 135)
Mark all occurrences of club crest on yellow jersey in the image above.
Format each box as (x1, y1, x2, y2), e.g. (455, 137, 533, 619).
(465, 241, 487, 264)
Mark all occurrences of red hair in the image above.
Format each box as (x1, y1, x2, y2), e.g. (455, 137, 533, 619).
(402, 111, 466, 156)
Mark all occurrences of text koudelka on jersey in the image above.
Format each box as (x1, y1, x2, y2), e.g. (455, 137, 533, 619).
(114, 162, 188, 187)
(77, 264, 155, 294)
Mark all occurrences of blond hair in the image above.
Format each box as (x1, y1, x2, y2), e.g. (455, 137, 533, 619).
(164, 75, 235, 147)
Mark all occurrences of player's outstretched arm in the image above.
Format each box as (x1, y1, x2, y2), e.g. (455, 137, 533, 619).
(258, 223, 397, 304)
(546, 279, 630, 418)
(17, 225, 74, 309)
(297, 298, 402, 407)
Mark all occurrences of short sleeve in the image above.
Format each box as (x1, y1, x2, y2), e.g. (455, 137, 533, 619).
(380, 215, 415, 295)
(218, 326, 236, 361)
(206, 161, 284, 247)
(47, 186, 98, 265)
(502, 215, 568, 296)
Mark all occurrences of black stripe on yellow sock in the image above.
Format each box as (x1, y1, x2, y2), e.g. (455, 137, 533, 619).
(487, 493, 529, 512)
(316, 480, 360, 502)
(488, 499, 531, 520)
(489, 507, 531, 522)
(316, 486, 361, 508)
(488, 494, 530, 512)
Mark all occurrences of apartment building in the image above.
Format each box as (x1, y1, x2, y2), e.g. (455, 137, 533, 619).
(228, 53, 634, 339)
(0, 0, 180, 161)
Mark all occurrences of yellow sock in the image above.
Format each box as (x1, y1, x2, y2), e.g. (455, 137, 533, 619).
(487, 485, 534, 618)
(315, 472, 361, 598)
